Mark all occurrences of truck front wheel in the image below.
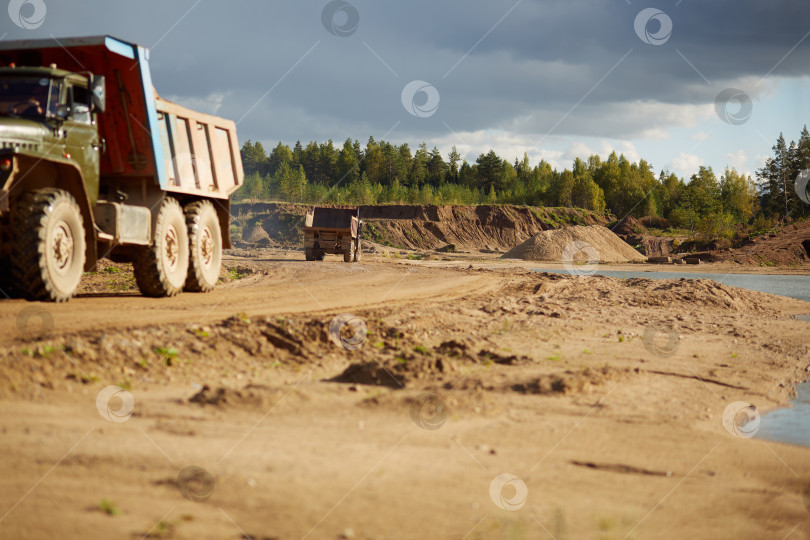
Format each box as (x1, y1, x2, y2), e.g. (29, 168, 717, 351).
(11, 189, 86, 302)
(184, 200, 222, 292)
(133, 197, 189, 297)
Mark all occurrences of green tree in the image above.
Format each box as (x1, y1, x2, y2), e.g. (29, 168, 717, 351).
(571, 159, 606, 213)
(276, 163, 307, 202)
(657, 171, 684, 218)
(680, 166, 722, 217)
(364, 137, 384, 184)
(447, 146, 461, 183)
(720, 168, 757, 221)
(410, 143, 429, 186)
(337, 138, 360, 186)
(757, 133, 792, 219)
(240, 141, 268, 176)
(427, 146, 448, 186)
(267, 142, 292, 177)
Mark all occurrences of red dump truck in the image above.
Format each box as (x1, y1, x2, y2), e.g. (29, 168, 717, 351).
(0, 36, 243, 301)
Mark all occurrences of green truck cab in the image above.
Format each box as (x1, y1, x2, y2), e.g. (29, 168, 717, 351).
(0, 36, 243, 302)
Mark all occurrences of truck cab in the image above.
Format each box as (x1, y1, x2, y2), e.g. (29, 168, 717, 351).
(0, 66, 105, 199)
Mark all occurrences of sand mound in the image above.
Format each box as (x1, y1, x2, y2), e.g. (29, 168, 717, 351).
(502, 225, 645, 263)
(242, 222, 270, 244)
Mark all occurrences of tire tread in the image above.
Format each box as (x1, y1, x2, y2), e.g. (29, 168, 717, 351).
(11, 188, 85, 302)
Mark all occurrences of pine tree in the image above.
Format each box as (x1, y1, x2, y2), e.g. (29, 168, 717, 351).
(447, 147, 461, 183)
(240, 140, 268, 176)
(267, 142, 292, 177)
(337, 138, 360, 186)
(757, 134, 791, 219)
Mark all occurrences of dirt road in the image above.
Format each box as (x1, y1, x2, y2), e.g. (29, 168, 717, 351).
(0, 254, 496, 348)
(1, 250, 810, 540)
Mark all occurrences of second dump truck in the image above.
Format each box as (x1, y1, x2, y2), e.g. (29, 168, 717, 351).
(0, 36, 243, 301)
(304, 207, 362, 262)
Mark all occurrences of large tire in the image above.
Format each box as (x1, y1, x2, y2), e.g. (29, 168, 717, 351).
(11, 189, 86, 302)
(343, 241, 355, 263)
(184, 200, 222, 292)
(133, 197, 189, 297)
(305, 247, 315, 261)
(354, 239, 362, 262)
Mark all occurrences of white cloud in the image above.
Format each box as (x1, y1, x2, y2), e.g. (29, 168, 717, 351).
(612, 141, 641, 163)
(563, 140, 641, 164)
(726, 149, 748, 171)
(668, 153, 704, 177)
(564, 141, 595, 162)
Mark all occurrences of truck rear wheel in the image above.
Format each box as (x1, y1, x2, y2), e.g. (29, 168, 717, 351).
(184, 200, 222, 292)
(305, 247, 315, 261)
(133, 197, 189, 297)
(354, 239, 362, 262)
(11, 189, 86, 302)
(343, 241, 355, 263)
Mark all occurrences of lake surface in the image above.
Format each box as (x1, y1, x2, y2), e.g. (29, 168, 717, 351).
(754, 383, 810, 447)
(530, 268, 810, 303)
(532, 267, 810, 448)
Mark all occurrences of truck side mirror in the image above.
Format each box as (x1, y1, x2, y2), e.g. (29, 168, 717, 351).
(90, 75, 106, 113)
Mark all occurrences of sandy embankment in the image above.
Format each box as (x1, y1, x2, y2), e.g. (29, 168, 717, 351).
(0, 254, 809, 539)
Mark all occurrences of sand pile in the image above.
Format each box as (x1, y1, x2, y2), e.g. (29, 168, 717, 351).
(502, 225, 645, 263)
(242, 222, 271, 244)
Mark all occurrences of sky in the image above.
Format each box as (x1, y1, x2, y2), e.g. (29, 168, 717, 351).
(3, 0, 810, 180)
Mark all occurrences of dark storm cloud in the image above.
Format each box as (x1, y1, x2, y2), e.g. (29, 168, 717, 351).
(4, 0, 810, 144)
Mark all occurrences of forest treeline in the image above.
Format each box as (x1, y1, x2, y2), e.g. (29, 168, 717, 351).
(236, 127, 810, 238)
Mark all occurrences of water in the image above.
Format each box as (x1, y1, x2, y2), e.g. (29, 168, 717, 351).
(531, 267, 810, 447)
(530, 268, 810, 302)
(754, 384, 810, 447)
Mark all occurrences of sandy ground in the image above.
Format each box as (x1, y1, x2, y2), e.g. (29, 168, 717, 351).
(1, 249, 810, 540)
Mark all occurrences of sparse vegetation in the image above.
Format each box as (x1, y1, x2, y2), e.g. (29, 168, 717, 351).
(227, 268, 249, 280)
(154, 346, 179, 366)
(99, 498, 120, 516)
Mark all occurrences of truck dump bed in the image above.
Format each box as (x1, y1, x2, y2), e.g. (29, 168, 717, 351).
(0, 36, 242, 199)
(305, 207, 359, 234)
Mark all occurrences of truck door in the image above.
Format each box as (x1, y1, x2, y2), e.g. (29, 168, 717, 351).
(64, 82, 101, 202)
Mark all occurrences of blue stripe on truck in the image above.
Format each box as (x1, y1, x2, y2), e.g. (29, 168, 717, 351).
(134, 45, 168, 189)
(104, 36, 135, 60)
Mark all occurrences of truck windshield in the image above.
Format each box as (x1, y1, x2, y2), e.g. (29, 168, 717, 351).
(0, 77, 60, 118)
